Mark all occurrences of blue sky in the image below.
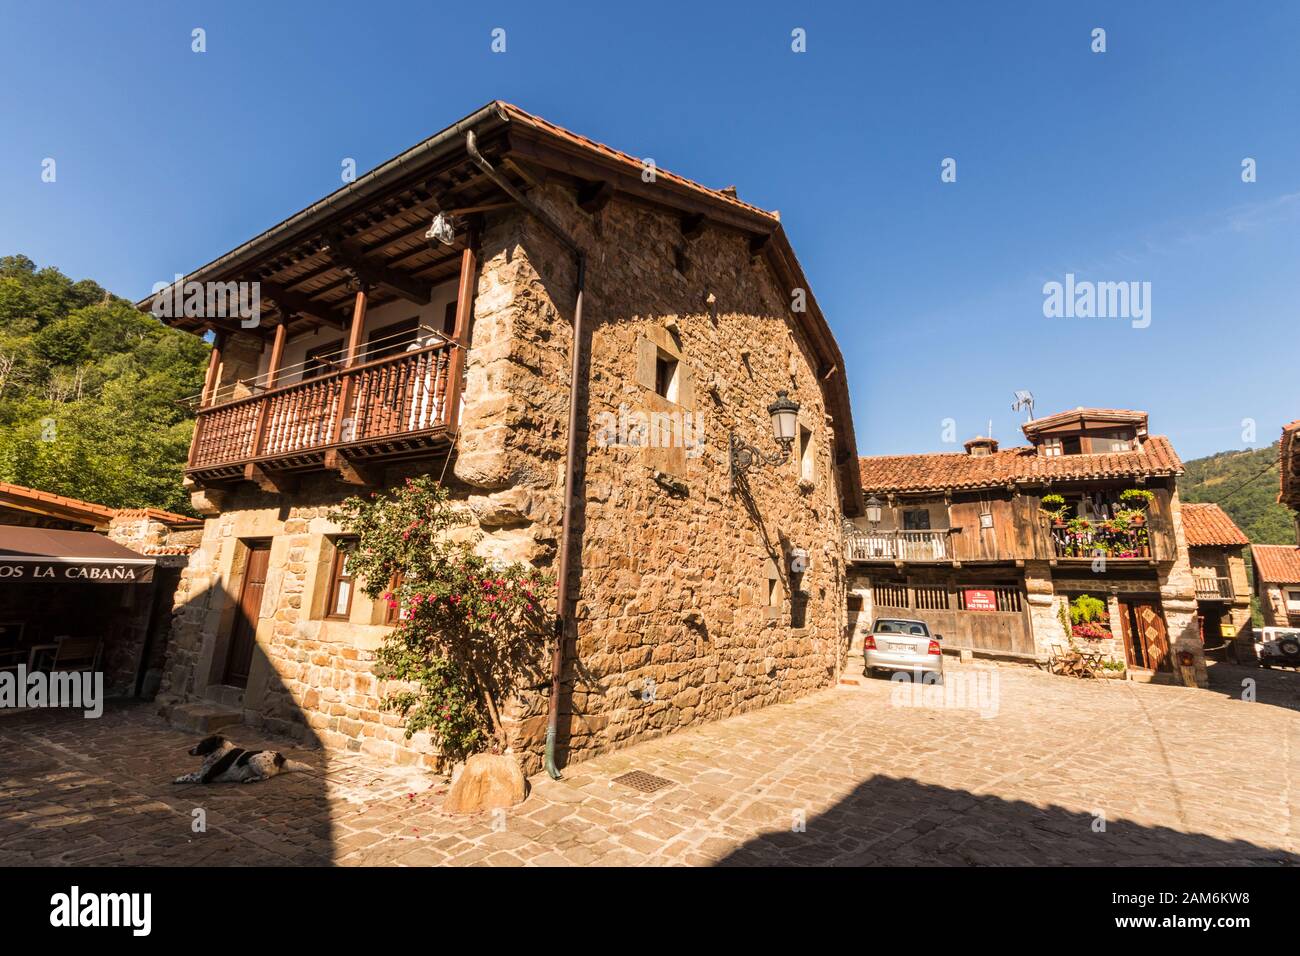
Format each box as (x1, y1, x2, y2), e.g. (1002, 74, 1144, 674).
(1, 1, 1296, 460)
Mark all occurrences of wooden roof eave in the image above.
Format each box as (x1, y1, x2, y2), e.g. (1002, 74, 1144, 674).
(136, 102, 515, 330)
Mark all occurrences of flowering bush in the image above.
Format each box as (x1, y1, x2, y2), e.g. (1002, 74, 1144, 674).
(331, 476, 552, 761)
(1070, 622, 1112, 641)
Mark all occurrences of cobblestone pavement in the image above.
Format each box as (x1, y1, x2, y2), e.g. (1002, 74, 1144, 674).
(2, 661, 1298, 866)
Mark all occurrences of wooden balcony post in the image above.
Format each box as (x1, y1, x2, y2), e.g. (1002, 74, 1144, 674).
(187, 329, 226, 469)
(244, 318, 288, 484)
(324, 287, 369, 479)
(443, 224, 479, 431)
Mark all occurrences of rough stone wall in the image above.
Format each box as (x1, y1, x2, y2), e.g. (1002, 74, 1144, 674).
(481, 187, 848, 769)
(1160, 488, 1208, 687)
(108, 512, 204, 557)
(1260, 583, 1290, 627)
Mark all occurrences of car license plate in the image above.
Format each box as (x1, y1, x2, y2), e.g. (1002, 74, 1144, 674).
(889, 642, 914, 652)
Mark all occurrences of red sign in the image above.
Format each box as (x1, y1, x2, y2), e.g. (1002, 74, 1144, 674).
(964, 589, 998, 612)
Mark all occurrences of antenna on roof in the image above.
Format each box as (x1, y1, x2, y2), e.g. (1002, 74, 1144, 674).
(1011, 390, 1036, 422)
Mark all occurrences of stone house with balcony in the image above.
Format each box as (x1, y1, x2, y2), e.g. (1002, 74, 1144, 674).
(846, 408, 1208, 686)
(1180, 503, 1252, 656)
(141, 101, 862, 773)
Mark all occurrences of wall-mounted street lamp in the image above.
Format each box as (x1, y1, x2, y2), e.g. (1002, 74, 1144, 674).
(864, 495, 883, 528)
(729, 390, 800, 486)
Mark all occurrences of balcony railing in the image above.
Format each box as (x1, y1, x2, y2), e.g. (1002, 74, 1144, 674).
(1194, 574, 1234, 601)
(846, 529, 952, 562)
(190, 343, 453, 473)
(1050, 524, 1151, 560)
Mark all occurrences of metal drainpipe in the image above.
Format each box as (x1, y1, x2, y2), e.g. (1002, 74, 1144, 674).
(466, 131, 585, 779)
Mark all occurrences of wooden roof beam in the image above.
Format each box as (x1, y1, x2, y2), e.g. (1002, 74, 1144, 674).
(259, 281, 347, 329)
(323, 235, 432, 305)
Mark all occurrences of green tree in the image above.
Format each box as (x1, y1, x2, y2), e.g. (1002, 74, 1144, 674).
(0, 255, 209, 512)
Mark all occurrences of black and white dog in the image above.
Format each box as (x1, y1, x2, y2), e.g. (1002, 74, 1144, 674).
(173, 734, 313, 785)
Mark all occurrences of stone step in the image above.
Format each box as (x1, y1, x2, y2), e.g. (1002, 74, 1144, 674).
(204, 684, 245, 708)
(165, 701, 244, 735)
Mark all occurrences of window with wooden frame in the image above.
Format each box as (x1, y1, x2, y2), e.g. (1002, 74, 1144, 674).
(799, 424, 815, 481)
(1042, 437, 1063, 457)
(902, 508, 931, 531)
(325, 538, 358, 620)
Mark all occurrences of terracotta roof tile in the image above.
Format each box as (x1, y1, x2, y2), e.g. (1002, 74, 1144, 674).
(112, 507, 202, 527)
(1181, 503, 1250, 547)
(0, 482, 200, 529)
(0, 480, 116, 523)
(1251, 544, 1300, 584)
(858, 435, 1183, 495)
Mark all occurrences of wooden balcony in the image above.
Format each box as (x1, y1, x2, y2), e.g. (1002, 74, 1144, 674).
(188, 342, 454, 483)
(1194, 574, 1234, 601)
(1049, 524, 1153, 561)
(846, 529, 953, 563)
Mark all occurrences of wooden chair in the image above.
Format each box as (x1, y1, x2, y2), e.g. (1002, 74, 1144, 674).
(1047, 644, 1079, 676)
(28, 635, 103, 674)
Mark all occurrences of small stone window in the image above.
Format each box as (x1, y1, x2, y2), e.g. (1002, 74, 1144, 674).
(326, 538, 357, 620)
(654, 352, 679, 402)
(798, 424, 814, 482)
(765, 559, 781, 621)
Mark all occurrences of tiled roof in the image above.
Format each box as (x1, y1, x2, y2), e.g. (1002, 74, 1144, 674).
(858, 435, 1183, 494)
(1251, 544, 1300, 584)
(0, 482, 200, 529)
(0, 480, 117, 524)
(1181, 503, 1250, 548)
(498, 102, 779, 223)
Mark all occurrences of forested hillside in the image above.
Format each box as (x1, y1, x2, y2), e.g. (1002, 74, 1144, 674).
(0, 255, 209, 513)
(1178, 443, 1293, 544)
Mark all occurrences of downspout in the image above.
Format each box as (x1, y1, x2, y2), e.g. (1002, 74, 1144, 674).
(466, 131, 586, 779)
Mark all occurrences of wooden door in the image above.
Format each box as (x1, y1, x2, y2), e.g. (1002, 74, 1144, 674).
(224, 542, 270, 687)
(1132, 601, 1171, 672)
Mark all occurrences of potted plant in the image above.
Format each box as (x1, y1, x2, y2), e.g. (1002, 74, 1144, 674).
(1119, 488, 1154, 526)
(1069, 593, 1110, 640)
(1040, 493, 1067, 528)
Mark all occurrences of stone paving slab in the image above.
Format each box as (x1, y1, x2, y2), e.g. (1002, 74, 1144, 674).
(1, 662, 1297, 866)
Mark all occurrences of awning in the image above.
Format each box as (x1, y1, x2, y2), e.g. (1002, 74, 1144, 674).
(0, 526, 155, 585)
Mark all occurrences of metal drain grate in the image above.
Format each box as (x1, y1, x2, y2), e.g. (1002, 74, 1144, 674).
(612, 770, 674, 793)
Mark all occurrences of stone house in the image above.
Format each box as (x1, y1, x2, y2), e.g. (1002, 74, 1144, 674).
(1179, 503, 1253, 657)
(1251, 545, 1300, 629)
(141, 101, 862, 773)
(845, 408, 1208, 686)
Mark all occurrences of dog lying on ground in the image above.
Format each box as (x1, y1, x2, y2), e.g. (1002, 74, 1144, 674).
(173, 734, 313, 784)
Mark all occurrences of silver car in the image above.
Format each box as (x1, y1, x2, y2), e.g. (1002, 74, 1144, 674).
(864, 618, 945, 682)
